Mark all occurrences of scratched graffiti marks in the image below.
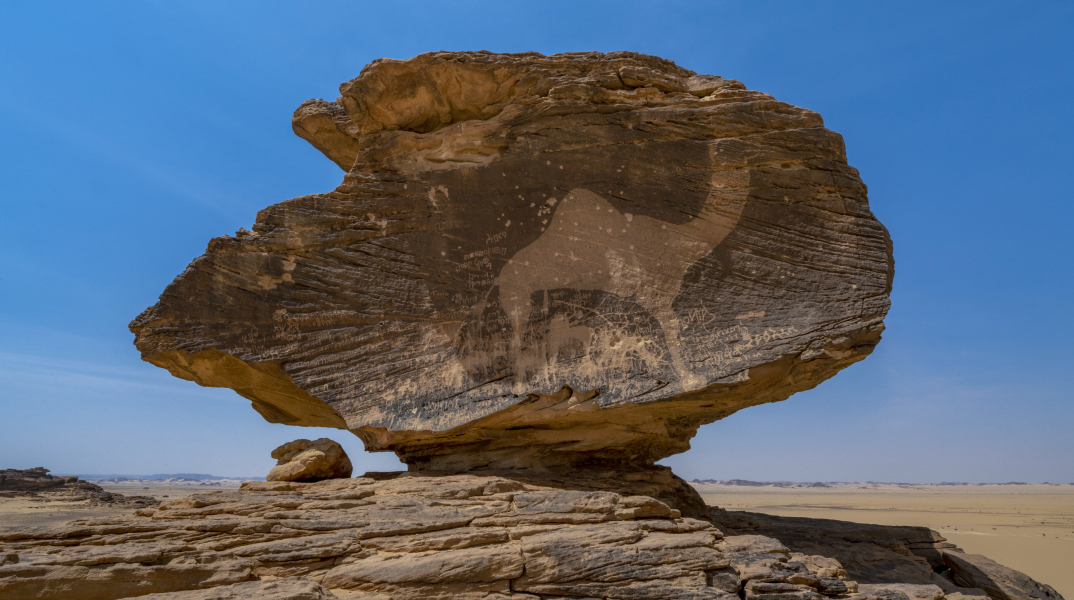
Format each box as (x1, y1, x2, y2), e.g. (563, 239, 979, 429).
(672, 198, 893, 382)
(455, 286, 676, 404)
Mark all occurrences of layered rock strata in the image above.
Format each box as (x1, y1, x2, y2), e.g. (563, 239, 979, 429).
(1, 468, 79, 493)
(2, 473, 947, 600)
(129, 51, 894, 471)
(0, 468, 158, 508)
(707, 509, 1064, 600)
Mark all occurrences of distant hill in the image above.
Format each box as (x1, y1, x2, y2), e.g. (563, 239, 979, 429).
(60, 473, 258, 481)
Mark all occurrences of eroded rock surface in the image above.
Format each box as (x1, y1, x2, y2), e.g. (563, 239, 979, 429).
(129, 50, 893, 471)
(267, 439, 353, 483)
(0, 468, 158, 508)
(707, 509, 1064, 600)
(942, 552, 1063, 600)
(2, 475, 1061, 600)
(0, 474, 896, 600)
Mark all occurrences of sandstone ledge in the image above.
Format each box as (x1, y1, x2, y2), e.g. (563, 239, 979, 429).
(2, 474, 1058, 600)
(0, 474, 850, 599)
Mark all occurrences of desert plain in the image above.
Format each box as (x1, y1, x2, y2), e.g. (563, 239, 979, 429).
(0, 479, 244, 529)
(693, 482, 1074, 598)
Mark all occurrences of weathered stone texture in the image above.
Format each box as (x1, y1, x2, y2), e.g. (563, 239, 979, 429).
(0, 474, 851, 600)
(2, 475, 1063, 600)
(129, 50, 893, 471)
(0, 468, 158, 508)
(707, 508, 1064, 600)
(942, 552, 1063, 600)
(267, 438, 353, 482)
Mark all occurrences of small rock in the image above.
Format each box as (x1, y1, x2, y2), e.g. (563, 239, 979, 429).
(267, 438, 353, 482)
(814, 577, 850, 595)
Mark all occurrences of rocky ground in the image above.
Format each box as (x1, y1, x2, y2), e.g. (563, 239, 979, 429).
(692, 482, 1074, 597)
(0, 473, 1063, 600)
(1, 468, 160, 510)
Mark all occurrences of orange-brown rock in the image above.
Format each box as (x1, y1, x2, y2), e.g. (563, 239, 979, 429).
(129, 51, 893, 471)
(266, 439, 353, 483)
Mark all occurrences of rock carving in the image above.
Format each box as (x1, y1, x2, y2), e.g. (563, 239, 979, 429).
(129, 50, 894, 471)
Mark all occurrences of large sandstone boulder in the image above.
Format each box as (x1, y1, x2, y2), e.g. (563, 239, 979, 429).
(266, 438, 353, 482)
(129, 51, 893, 471)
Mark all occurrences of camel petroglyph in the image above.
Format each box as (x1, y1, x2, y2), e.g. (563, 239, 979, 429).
(489, 177, 745, 392)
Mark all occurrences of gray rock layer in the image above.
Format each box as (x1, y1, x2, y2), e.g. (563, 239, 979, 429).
(707, 508, 1064, 600)
(129, 51, 893, 469)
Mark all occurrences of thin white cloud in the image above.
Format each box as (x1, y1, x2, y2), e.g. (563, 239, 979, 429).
(0, 95, 252, 225)
(0, 350, 206, 397)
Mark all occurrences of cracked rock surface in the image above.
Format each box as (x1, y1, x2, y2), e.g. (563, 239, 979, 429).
(707, 508, 1064, 600)
(0, 474, 852, 600)
(2, 475, 1063, 600)
(129, 50, 893, 471)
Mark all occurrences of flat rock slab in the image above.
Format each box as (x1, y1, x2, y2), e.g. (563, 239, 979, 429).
(942, 552, 1064, 600)
(1, 474, 863, 600)
(707, 508, 1064, 600)
(129, 50, 893, 471)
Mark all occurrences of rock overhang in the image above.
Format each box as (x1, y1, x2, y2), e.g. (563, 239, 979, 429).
(130, 50, 894, 470)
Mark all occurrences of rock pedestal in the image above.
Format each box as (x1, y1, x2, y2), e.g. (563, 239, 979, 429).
(129, 51, 893, 472)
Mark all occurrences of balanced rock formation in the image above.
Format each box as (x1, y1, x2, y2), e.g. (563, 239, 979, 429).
(267, 439, 353, 482)
(129, 50, 893, 472)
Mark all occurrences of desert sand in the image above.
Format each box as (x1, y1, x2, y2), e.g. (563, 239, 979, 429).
(694, 482, 1074, 598)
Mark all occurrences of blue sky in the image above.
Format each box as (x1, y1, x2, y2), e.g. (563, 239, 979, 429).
(1, 1, 1071, 481)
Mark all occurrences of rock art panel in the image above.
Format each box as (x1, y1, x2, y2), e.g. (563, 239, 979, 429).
(129, 51, 894, 469)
